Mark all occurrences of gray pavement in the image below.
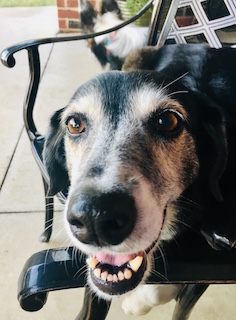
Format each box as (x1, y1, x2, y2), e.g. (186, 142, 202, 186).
(0, 6, 235, 320)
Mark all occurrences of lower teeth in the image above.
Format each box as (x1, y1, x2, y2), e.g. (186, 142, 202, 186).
(93, 266, 133, 282)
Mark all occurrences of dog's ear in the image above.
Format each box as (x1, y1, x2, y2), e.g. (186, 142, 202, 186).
(191, 91, 228, 201)
(43, 108, 69, 196)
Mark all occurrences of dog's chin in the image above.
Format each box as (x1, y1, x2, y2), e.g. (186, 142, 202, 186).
(85, 241, 157, 298)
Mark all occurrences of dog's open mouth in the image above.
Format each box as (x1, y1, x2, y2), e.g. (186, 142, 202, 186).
(86, 251, 147, 295)
(85, 209, 166, 296)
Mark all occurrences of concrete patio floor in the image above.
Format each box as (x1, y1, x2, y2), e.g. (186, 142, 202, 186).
(0, 6, 235, 320)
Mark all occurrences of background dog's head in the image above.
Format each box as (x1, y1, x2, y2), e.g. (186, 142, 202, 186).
(43, 71, 228, 298)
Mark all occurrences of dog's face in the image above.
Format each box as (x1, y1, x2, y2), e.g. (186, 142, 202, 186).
(43, 71, 227, 299)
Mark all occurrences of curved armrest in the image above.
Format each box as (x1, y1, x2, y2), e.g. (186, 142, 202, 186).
(18, 247, 86, 311)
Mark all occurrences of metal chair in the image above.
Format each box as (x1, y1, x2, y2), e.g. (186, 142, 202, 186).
(1, 0, 236, 319)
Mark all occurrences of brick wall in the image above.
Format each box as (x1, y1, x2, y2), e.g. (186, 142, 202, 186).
(57, 0, 96, 33)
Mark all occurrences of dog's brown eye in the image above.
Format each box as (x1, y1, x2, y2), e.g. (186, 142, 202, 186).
(67, 117, 85, 135)
(156, 111, 182, 132)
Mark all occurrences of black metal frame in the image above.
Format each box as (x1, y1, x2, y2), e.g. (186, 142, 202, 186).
(1, 0, 236, 319)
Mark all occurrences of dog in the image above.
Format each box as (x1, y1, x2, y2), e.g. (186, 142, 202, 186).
(89, 12, 148, 70)
(79, 0, 148, 70)
(79, 0, 122, 31)
(43, 44, 236, 316)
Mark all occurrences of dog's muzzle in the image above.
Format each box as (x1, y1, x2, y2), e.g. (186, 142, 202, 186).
(67, 191, 149, 295)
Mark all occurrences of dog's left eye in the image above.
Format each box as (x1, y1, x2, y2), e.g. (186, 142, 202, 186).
(66, 116, 85, 135)
(156, 110, 183, 133)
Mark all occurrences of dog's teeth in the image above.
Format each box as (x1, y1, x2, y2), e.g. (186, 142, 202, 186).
(86, 257, 99, 270)
(101, 271, 108, 281)
(118, 271, 125, 281)
(113, 274, 118, 282)
(128, 255, 143, 272)
(107, 274, 113, 282)
(93, 268, 101, 278)
(124, 268, 132, 280)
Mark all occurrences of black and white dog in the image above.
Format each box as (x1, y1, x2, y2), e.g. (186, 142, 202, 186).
(79, 0, 148, 70)
(89, 11, 148, 70)
(43, 44, 236, 316)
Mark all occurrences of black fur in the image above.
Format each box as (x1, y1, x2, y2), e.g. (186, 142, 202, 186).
(88, 39, 124, 70)
(43, 108, 69, 196)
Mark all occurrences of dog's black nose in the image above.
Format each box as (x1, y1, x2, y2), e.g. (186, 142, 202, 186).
(67, 192, 137, 246)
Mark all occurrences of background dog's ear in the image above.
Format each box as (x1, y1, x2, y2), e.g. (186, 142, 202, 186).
(43, 108, 69, 196)
(192, 91, 228, 201)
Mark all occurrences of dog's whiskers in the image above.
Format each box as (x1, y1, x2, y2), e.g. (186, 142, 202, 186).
(72, 246, 87, 270)
(45, 205, 64, 210)
(155, 245, 168, 279)
(178, 195, 204, 211)
(175, 219, 195, 232)
(42, 215, 71, 270)
(45, 194, 66, 204)
(149, 268, 169, 283)
(40, 215, 65, 234)
(73, 263, 87, 279)
(168, 90, 188, 97)
(163, 72, 189, 90)
(43, 235, 70, 272)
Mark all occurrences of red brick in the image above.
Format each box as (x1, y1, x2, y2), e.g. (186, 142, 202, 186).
(58, 19, 67, 29)
(67, 0, 78, 8)
(68, 9, 79, 18)
(58, 9, 79, 19)
(58, 9, 66, 18)
(57, 0, 65, 8)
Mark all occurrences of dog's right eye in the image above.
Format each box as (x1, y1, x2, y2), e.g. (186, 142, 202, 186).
(66, 116, 85, 135)
(156, 110, 182, 132)
(147, 109, 184, 138)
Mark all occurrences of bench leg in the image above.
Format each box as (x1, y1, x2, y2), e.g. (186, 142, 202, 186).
(172, 284, 209, 320)
(75, 287, 111, 320)
(39, 177, 54, 242)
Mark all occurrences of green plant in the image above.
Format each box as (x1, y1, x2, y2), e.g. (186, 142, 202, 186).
(125, 0, 153, 26)
(0, 0, 56, 7)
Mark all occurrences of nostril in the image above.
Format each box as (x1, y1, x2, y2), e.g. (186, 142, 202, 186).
(66, 199, 99, 245)
(69, 217, 84, 228)
(103, 217, 127, 232)
(68, 214, 98, 245)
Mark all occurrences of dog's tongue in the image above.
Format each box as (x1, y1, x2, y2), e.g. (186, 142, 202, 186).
(95, 251, 136, 266)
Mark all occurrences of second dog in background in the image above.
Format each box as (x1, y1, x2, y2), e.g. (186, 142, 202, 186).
(79, 0, 148, 70)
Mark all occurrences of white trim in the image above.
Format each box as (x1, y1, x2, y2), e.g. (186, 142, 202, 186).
(168, 0, 236, 47)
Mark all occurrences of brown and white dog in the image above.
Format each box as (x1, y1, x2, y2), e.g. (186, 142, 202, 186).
(43, 44, 236, 316)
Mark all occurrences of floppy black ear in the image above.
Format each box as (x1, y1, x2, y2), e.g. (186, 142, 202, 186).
(192, 91, 228, 201)
(43, 108, 70, 196)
